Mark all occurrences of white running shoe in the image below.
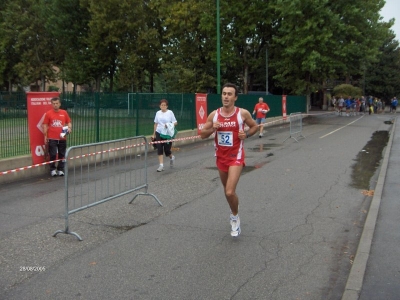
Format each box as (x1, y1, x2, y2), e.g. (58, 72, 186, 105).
(51, 170, 57, 177)
(230, 214, 241, 237)
(57, 170, 64, 176)
(157, 165, 164, 172)
(170, 155, 175, 166)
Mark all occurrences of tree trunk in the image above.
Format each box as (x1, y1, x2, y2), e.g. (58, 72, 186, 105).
(41, 74, 46, 91)
(322, 80, 328, 110)
(243, 64, 248, 94)
(96, 76, 101, 92)
(150, 73, 154, 93)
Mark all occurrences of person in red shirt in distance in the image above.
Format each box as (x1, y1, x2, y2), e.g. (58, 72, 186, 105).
(200, 83, 258, 237)
(252, 97, 270, 138)
(42, 97, 72, 177)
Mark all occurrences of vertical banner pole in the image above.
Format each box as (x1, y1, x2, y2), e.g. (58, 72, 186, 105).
(282, 95, 287, 121)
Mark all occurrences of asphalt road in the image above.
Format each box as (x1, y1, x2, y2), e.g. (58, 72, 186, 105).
(0, 112, 395, 300)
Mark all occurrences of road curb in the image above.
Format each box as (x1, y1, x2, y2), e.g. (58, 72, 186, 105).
(341, 118, 397, 300)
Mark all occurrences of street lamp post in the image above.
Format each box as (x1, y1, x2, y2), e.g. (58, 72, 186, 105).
(216, 0, 221, 94)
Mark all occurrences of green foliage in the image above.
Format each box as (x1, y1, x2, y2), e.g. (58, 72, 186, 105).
(333, 84, 362, 98)
(1, 0, 58, 89)
(48, 85, 59, 92)
(0, 0, 398, 99)
(365, 33, 400, 100)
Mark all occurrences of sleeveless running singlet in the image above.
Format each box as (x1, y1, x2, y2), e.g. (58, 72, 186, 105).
(213, 107, 245, 161)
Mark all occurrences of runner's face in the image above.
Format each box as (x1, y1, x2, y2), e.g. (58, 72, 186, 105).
(52, 100, 61, 111)
(160, 102, 168, 112)
(221, 87, 237, 108)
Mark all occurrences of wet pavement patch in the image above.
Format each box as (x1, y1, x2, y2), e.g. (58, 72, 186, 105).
(248, 143, 281, 152)
(351, 130, 389, 190)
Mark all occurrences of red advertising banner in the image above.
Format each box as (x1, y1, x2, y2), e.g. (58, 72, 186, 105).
(195, 93, 208, 135)
(282, 95, 287, 121)
(27, 92, 60, 164)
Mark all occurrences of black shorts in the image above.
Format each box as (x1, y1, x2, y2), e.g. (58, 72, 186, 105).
(155, 132, 172, 156)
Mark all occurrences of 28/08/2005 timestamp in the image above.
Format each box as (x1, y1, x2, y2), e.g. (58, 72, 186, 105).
(20, 266, 45, 272)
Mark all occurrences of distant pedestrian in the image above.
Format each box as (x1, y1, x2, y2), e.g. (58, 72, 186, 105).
(331, 96, 337, 110)
(201, 83, 258, 237)
(345, 96, 352, 116)
(337, 96, 344, 115)
(152, 99, 177, 172)
(377, 99, 382, 113)
(373, 98, 378, 113)
(252, 97, 270, 138)
(392, 97, 398, 113)
(42, 97, 72, 177)
(360, 96, 366, 114)
(369, 104, 374, 115)
(355, 98, 360, 115)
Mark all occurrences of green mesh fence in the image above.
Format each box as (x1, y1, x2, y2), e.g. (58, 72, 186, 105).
(0, 92, 305, 160)
(0, 92, 30, 158)
(206, 94, 307, 116)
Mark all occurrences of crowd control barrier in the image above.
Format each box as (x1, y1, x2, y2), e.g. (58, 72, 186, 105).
(283, 112, 305, 143)
(53, 136, 161, 241)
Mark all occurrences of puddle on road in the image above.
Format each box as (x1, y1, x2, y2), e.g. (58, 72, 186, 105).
(248, 143, 281, 152)
(351, 130, 389, 190)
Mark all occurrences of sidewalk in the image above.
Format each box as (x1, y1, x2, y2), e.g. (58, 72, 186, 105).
(342, 116, 399, 299)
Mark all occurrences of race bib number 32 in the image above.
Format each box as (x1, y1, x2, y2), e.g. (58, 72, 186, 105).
(217, 131, 233, 147)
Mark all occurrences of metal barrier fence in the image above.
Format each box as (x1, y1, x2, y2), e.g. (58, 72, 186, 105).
(53, 136, 162, 241)
(283, 112, 305, 143)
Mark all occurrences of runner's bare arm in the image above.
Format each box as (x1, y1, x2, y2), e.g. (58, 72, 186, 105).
(200, 111, 218, 139)
(239, 109, 259, 140)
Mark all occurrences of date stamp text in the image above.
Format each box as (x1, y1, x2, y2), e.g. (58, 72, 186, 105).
(20, 266, 46, 272)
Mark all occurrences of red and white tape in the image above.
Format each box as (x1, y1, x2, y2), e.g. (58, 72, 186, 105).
(0, 135, 201, 176)
(2, 113, 327, 176)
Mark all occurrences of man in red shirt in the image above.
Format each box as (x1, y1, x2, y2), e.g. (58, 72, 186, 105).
(252, 97, 270, 138)
(200, 83, 258, 237)
(42, 97, 72, 177)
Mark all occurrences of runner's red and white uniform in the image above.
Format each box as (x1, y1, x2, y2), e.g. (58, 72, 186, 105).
(213, 107, 245, 171)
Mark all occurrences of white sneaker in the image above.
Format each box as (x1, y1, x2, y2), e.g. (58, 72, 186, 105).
(170, 155, 175, 166)
(57, 170, 64, 176)
(157, 165, 164, 172)
(51, 170, 57, 177)
(230, 214, 241, 237)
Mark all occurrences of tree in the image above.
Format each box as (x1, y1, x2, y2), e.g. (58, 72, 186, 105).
(365, 32, 400, 102)
(153, 0, 216, 93)
(333, 84, 362, 98)
(1, 0, 59, 91)
(271, 0, 341, 96)
(45, 0, 91, 92)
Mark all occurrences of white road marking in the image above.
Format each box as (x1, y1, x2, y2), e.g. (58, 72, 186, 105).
(319, 116, 364, 139)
